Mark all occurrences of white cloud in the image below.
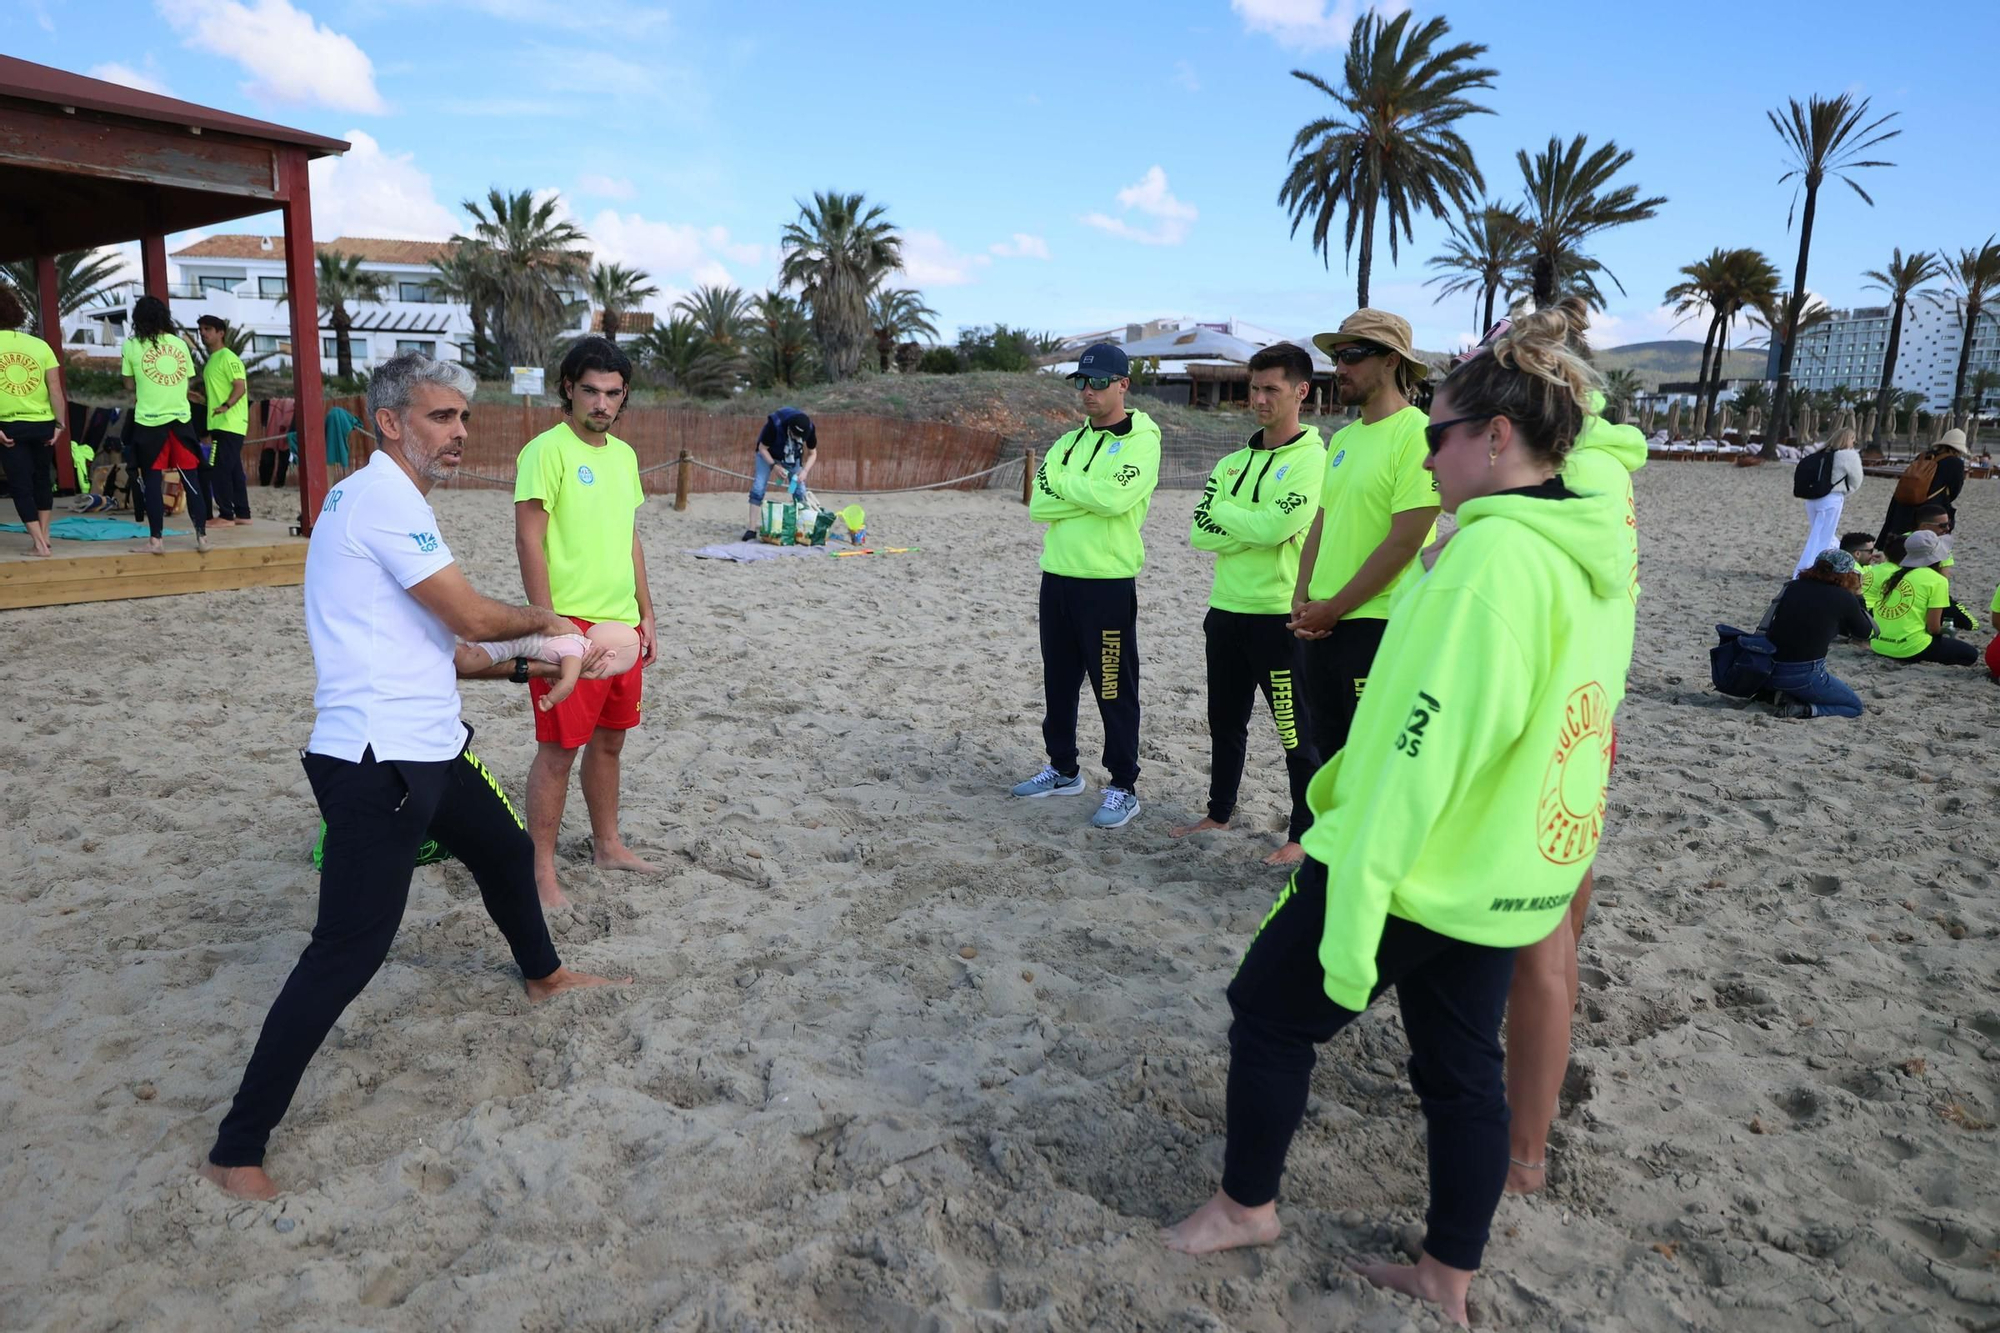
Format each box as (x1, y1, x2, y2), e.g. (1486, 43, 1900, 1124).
(989, 233, 1051, 261)
(578, 174, 637, 201)
(1173, 60, 1201, 93)
(1080, 166, 1198, 247)
(1232, 0, 1403, 51)
(583, 209, 768, 307)
(162, 0, 386, 114)
(308, 131, 460, 240)
(897, 230, 992, 288)
(88, 60, 174, 97)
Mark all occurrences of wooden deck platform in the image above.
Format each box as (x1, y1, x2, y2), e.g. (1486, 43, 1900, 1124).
(0, 517, 307, 610)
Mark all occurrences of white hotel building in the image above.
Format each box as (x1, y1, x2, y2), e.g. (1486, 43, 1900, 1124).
(64, 234, 634, 371)
(1790, 295, 2000, 412)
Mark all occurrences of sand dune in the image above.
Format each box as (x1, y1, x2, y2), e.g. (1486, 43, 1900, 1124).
(1, 460, 1995, 1331)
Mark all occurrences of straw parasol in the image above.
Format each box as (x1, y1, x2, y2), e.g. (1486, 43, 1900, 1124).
(1692, 401, 1708, 437)
(1666, 402, 1682, 438)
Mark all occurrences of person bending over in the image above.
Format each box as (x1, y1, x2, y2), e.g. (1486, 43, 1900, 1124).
(1872, 530, 1977, 666)
(744, 406, 817, 541)
(1162, 301, 1634, 1329)
(1762, 549, 1874, 717)
(200, 352, 625, 1203)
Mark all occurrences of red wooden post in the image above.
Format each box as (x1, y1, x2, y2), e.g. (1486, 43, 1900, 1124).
(34, 253, 76, 490)
(280, 148, 329, 533)
(140, 234, 169, 302)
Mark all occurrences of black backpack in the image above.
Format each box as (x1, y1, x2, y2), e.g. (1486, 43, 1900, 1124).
(1793, 448, 1837, 499)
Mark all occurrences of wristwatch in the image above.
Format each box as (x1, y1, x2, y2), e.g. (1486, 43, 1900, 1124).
(511, 656, 530, 684)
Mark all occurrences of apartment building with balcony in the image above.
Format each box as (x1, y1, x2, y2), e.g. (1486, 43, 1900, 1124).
(1791, 297, 2000, 411)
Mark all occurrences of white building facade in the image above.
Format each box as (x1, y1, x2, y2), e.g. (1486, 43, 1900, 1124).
(1791, 297, 2000, 411)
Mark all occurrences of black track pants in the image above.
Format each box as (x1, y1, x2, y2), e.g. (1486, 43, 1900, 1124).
(1303, 617, 1388, 761)
(1202, 608, 1320, 842)
(1038, 572, 1140, 792)
(0, 419, 56, 522)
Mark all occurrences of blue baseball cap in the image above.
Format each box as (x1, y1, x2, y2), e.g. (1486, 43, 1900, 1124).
(1071, 343, 1130, 381)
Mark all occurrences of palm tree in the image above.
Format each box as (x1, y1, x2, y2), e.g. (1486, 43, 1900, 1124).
(1763, 92, 1899, 450)
(746, 289, 816, 390)
(588, 262, 659, 342)
(632, 316, 733, 398)
(1517, 134, 1666, 310)
(1733, 380, 1771, 421)
(779, 191, 902, 382)
(676, 284, 751, 352)
(455, 187, 591, 367)
(315, 251, 387, 379)
(1425, 202, 1527, 335)
(1278, 11, 1495, 309)
(0, 248, 129, 320)
(1940, 237, 2000, 417)
(1664, 250, 1726, 410)
(183, 320, 277, 376)
(1702, 249, 1780, 423)
(868, 288, 940, 372)
(1599, 368, 1642, 423)
(1860, 248, 1944, 446)
(429, 245, 499, 378)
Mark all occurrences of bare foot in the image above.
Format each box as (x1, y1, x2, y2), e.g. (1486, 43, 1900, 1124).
(199, 1161, 280, 1201)
(1262, 841, 1306, 866)
(138, 538, 164, 556)
(593, 841, 662, 874)
(1161, 1189, 1281, 1254)
(525, 965, 631, 1002)
(1353, 1252, 1474, 1329)
(195, 534, 211, 553)
(1505, 1158, 1546, 1195)
(534, 863, 572, 913)
(1169, 816, 1229, 839)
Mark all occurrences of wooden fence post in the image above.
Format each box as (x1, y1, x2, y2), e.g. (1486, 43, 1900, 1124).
(1022, 448, 1035, 505)
(674, 450, 691, 511)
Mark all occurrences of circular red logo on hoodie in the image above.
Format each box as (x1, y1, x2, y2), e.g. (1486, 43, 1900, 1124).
(1537, 682, 1611, 864)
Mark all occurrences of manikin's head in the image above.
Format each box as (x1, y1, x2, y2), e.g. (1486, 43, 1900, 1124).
(587, 620, 643, 675)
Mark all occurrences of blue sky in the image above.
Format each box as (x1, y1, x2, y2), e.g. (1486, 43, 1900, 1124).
(15, 0, 2000, 352)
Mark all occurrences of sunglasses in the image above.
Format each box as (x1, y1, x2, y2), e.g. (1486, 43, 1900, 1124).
(1424, 414, 1492, 454)
(1331, 345, 1388, 366)
(1073, 375, 1121, 391)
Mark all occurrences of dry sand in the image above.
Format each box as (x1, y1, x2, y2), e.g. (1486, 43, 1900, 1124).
(1, 460, 1997, 1332)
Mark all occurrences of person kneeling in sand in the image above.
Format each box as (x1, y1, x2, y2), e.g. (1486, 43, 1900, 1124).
(200, 353, 627, 1203)
(1162, 303, 1633, 1329)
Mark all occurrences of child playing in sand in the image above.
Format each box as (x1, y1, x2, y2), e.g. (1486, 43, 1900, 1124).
(466, 622, 642, 710)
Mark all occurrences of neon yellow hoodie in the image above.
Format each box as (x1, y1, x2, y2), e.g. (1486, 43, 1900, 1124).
(1030, 410, 1161, 579)
(1297, 473, 1634, 1010)
(1562, 410, 1647, 655)
(1190, 425, 1327, 613)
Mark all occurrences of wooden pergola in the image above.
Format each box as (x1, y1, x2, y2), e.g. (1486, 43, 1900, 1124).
(0, 55, 347, 531)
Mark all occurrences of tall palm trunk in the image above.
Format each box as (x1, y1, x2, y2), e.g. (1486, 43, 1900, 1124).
(1531, 252, 1555, 309)
(1481, 280, 1498, 333)
(1950, 298, 1983, 414)
(1767, 181, 1821, 451)
(1705, 312, 1732, 425)
(1356, 198, 1377, 309)
(1696, 311, 1721, 412)
(1873, 294, 1907, 448)
(333, 304, 354, 379)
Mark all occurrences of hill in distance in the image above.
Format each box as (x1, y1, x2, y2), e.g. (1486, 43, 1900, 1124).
(1596, 340, 1766, 386)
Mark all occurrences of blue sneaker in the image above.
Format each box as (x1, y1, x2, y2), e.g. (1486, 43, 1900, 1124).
(1011, 764, 1085, 798)
(1090, 787, 1140, 829)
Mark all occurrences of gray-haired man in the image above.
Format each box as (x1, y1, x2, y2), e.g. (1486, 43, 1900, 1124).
(200, 353, 625, 1203)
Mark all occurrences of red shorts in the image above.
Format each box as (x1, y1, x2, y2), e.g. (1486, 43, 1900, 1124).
(528, 616, 644, 749)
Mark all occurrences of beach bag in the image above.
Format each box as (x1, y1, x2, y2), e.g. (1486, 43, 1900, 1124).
(1892, 451, 1939, 505)
(1711, 624, 1777, 698)
(1793, 449, 1837, 499)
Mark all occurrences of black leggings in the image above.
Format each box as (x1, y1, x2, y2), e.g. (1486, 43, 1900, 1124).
(1898, 635, 1979, 666)
(1223, 857, 1517, 1272)
(209, 741, 563, 1168)
(1203, 608, 1320, 842)
(1, 419, 57, 523)
(131, 421, 209, 538)
(1303, 617, 1388, 761)
(1039, 572, 1141, 791)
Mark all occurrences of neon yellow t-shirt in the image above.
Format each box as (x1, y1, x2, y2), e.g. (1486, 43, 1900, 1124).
(0, 330, 58, 423)
(1860, 561, 1895, 613)
(1988, 582, 2000, 616)
(1305, 405, 1439, 617)
(1871, 567, 1949, 659)
(120, 334, 195, 426)
(202, 347, 250, 435)
(515, 420, 643, 624)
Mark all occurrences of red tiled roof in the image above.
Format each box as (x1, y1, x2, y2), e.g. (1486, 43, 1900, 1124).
(172, 235, 459, 264)
(0, 55, 348, 155)
(592, 310, 656, 334)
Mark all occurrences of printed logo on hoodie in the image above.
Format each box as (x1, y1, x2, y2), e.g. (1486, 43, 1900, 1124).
(1537, 681, 1613, 864)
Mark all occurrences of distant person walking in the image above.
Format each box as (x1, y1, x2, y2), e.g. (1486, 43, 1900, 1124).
(1012, 342, 1161, 830)
(120, 294, 210, 555)
(1791, 426, 1862, 577)
(195, 315, 251, 525)
(1877, 430, 1968, 543)
(0, 283, 65, 557)
(744, 406, 817, 540)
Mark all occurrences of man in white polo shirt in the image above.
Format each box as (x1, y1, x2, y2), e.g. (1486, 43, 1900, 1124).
(200, 353, 623, 1202)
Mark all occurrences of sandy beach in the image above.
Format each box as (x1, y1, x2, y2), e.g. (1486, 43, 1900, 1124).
(1, 457, 1996, 1331)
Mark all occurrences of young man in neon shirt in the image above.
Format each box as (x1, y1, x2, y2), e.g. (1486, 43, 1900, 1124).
(515, 337, 660, 910)
(195, 315, 251, 525)
(1012, 342, 1161, 830)
(1288, 310, 1439, 763)
(1173, 342, 1327, 865)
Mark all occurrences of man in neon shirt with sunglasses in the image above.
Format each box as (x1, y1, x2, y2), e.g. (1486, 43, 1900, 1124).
(1289, 309, 1439, 764)
(1012, 342, 1161, 830)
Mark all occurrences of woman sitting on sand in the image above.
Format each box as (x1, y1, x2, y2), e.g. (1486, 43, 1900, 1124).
(1162, 300, 1633, 1329)
(1762, 549, 1874, 717)
(1871, 530, 1977, 666)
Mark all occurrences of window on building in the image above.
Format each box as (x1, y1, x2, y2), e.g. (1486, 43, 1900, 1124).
(258, 276, 288, 298)
(198, 276, 236, 295)
(323, 336, 369, 360)
(396, 339, 437, 356)
(252, 334, 284, 354)
(397, 282, 435, 303)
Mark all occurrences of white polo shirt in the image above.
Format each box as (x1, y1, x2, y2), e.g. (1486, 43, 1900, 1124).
(304, 451, 466, 762)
